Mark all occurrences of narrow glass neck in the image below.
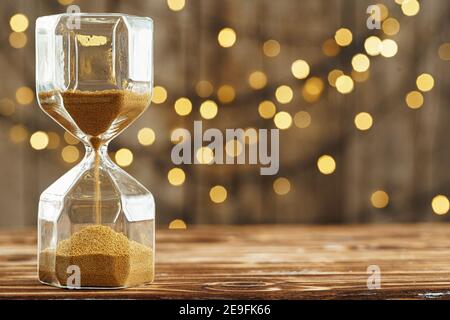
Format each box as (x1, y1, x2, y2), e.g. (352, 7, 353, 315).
(85, 144, 109, 160)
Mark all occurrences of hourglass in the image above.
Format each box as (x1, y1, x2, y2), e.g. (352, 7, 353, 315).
(35, 13, 154, 288)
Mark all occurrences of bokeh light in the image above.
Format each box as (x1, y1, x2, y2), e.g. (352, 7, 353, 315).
(200, 100, 218, 119)
(152, 86, 167, 104)
(217, 85, 236, 104)
(61, 146, 79, 164)
(275, 85, 293, 104)
(405, 91, 424, 109)
(195, 80, 214, 97)
(273, 177, 291, 195)
(431, 195, 449, 215)
(438, 43, 450, 61)
(364, 36, 382, 56)
(351, 54, 370, 72)
(274, 111, 292, 130)
(382, 18, 400, 36)
(218, 28, 236, 48)
(416, 73, 434, 92)
(291, 59, 310, 79)
(371, 190, 389, 208)
(258, 101, 276, 119)
(210, 185, 227, 203)
(380, 39, 398, 58)
(334, 28, 352, 47)
(64, 132, 79, 145)
(174, 97, 192, 116)
(263, 39, 280, 57)
(322, 38, 340, 57)
(354, 112, 373, 131)
(317, 155, 336, 175)
(9, 13, 29, 32)
(335, 75, 354, 94)
(169, 219, 187, 230)
(115, 148, 134, 167)
(9, 32, 27, 49)
(328, 69, 344, 87)
(401, 0, 420, 16)
(138, 128, 156, 146)
(30, 131, 49, 150)
(9, 125, 28, 143)
(248, 71, 267, 90)
(294, 111, 311, 129)
(167, 167, 186, 186)
(167, 0, 185, 11)
(15, 87, 34, 105)
(196, 147, 214, 164)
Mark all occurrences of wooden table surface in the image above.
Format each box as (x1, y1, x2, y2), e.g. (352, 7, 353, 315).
(1, 224, 450, 299)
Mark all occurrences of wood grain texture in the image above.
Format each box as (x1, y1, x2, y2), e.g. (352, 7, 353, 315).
(1, 224, 450, 299)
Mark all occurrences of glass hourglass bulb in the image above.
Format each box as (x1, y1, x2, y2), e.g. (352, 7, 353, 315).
(35, 13, 155, 289)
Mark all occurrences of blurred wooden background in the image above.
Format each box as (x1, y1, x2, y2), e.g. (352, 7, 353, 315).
(0, 0, 449, 227)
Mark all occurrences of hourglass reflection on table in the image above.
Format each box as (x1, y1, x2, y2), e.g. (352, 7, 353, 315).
(35, 14, 155, 288)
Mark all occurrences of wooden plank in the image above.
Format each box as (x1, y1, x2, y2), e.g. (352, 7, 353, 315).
(1, 224, 450, 299)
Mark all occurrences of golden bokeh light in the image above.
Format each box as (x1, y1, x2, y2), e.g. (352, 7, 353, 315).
(291, 59, 310, 79)
(200, 100, 218, 119)
(167, 167, 186, 186)
(322, 38, 340, 57)
(431, 195, 449, 215)
(64, 132, 79, 145)
(275, 85, 293, 104)
(364, 36, 382, 56)
(58, 0, 75, 4)
(274, 111, 292, 130)
(0, 99, 15, 116)
(438, 43, 450, 61)
(196, 147, 214, 164)
(167, 0, 185, 11)
(218, 28, 236, 48)
(382, 18, 400, 36)
(294, 111, 311, 129)
(10, 14, 29, 32)
(174, 97, 192, 116)
(273, 177, 291, 195)
(115, 148, 134, 167)
(30, 131, 49, 150)
(380, 39, 398, 58)
(302, 77, 324, 102)
(375, 3, 389, 21)
(210, 185, 227, 203)
(171, 127, 189, 144)
(46, 132, 60, 150)
(248, 71, 267, 90)
(15, 86, 34, 105)
(137, 128, 156, 146)
(401, 0, 420, 16)
(61, 145, 80, 164)
(334, 28, 352, 47)
(371, 190, 389, 208)
(263, 39, 280, 57)
(195, 80, 214, 97)
(9, 32, 27, 49)
(225, 139, 243, 157)
(351, 70, 370, 83)
(9, 125, 28, 143)
(405, 91, 424, 109)
(328, 69, 344, 87)
(335, 75, 354, 94)
(317, 155, 336, 175)
(152, 86, 167, 104)
(258, 100, 277, 119)
(169, 219, 187, 230)
(416, 73, 434, 92)
(354, 112, 373, 131)
(217, 85, 236, 104)
(351, 54, 370, 72)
